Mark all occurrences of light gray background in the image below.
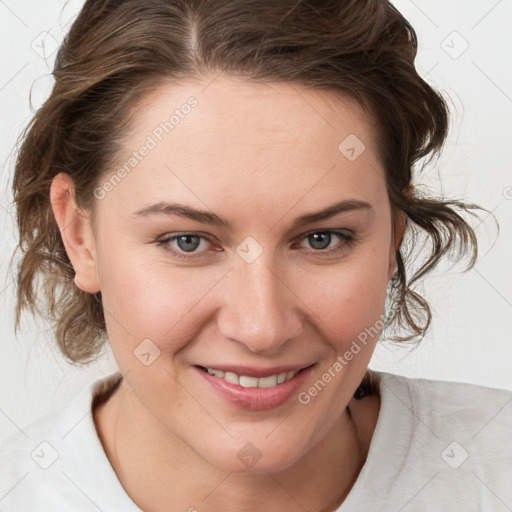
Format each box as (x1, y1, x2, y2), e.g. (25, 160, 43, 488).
(1, 0, 511, 443)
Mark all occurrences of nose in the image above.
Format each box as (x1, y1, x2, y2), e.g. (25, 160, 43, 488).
(216, 257, 303, 354)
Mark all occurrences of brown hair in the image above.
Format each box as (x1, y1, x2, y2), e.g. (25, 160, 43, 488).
(11, 0, 486, 364)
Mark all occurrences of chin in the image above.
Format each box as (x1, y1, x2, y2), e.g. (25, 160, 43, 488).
(197, 431, 311, 475)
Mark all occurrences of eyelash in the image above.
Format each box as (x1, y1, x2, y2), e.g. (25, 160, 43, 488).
(155, 230, 357, 261)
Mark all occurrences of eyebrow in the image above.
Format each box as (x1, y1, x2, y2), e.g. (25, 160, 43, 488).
(132, 199, 372, 230)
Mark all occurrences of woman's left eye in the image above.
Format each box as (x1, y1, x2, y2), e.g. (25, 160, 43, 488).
(155, 229, 356, 260)
(296, 230, 356, 254)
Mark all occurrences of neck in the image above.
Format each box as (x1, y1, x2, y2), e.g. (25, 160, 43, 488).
(94, 380, 377, 512)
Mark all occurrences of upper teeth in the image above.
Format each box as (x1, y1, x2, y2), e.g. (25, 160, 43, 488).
(204, 367, 299, 388)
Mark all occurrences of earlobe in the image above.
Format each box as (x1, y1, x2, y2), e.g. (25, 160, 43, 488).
(49, 173, 101, 293)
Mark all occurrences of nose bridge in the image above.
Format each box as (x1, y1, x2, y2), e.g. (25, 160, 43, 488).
(217, 254, 302, 353)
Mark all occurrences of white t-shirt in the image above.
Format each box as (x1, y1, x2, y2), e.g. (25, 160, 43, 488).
(1, 370, 511, 511)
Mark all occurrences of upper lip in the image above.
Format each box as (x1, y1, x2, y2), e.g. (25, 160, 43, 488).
(195, 363, 315, 378)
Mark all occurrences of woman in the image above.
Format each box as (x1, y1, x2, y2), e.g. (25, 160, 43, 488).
(2, 0, 511, 510)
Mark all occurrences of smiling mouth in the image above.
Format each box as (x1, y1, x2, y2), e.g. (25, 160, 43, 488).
(196, 365, 311, 388)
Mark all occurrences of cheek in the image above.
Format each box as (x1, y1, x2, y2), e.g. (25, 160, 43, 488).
(299, 245, 390, 348)
(96, 244, 225, 350)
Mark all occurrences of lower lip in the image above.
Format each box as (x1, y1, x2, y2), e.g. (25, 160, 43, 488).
(196, 365, 315, 411)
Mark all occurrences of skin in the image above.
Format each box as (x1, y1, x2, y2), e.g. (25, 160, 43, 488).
(50, 74, 405, 512)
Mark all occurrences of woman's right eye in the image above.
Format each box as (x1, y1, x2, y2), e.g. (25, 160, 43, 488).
(155, 233, 217, 260)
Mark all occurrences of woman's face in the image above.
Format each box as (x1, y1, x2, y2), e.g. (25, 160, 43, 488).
(81, 75, 401, 472)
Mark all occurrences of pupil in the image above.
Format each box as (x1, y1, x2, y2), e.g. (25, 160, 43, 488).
(177, 235, 200, 252)
(309, 232, 331, 250)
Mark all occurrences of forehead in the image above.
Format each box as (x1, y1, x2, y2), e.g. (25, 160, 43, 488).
(127, 74, 379, 156)
(98, 74, 386, 223)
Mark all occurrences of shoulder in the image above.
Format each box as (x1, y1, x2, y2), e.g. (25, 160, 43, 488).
(0, 373, 139, 512)
(341, 370, 512, 510)
(375, 369, 512, 434)
(375, 367, 512, 401)
(374, 369, 512, 450)
(377, 371, 512, 505)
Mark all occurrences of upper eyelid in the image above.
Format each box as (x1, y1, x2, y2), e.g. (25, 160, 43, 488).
(298, 228, 353, 237)
(162, 228, 351, 240)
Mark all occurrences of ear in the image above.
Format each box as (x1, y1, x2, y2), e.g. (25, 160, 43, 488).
(49, 173, 100, 293)
(388, 209, 406, 280)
